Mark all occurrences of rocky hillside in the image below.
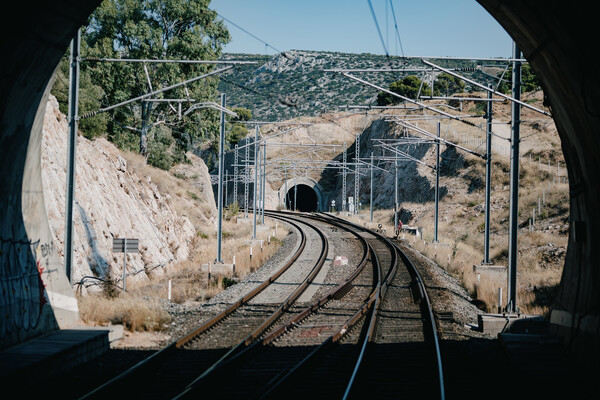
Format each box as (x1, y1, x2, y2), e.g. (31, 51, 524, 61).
(218, 50, 502, 121)
(41, 95, 215, 294)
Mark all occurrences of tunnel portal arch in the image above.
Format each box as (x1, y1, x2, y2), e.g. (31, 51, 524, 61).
(278, 177, 326, 212)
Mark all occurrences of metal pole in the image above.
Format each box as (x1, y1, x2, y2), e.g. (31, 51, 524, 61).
(394, 150, 399, 231)
(284, 166, 288, 209)
(245, 142, 249, 218)
(261, 141, 266, 224)
(122, 238, 127, 293)
(483, 86, 493, 264)
(234, 144, 238, 205)
(507, 43, 522, 313)
(253, 125, 258, 239)
(65, 28, 80, 284)
(355, 134, 360, 215)
(370, 152, 374, 222)
(342, 142, 347, 212)
(225, 170, 228, 207)
(216, 93, 225, 263)
(434, 122, 440, 243)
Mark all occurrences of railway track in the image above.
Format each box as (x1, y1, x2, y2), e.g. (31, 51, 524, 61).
(324, 213, 445, 399)
(256, 212, 445, 399)
(80, 212, 331, 399)
(78, 211, 445, 399)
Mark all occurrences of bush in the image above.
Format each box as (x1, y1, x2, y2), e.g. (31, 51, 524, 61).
(377, 75, 431, 106)
(224, 201, 240, 220)
(78, 294, 171, 332)
(147, 141, 173, 170)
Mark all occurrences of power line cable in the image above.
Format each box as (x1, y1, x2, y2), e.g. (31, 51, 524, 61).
(367, 0, 390, 58)
(388, 0, 405, 58)
(216, 12, 282, 54)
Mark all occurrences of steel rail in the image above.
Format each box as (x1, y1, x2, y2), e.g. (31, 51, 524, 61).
(79, 213, 310, 399)
(174, 212, 332, 398)
(254, 212, 398, 399)
(321, 212, 445, 398)
(393, 241, 446, 400)
(315, 213, 399, 398)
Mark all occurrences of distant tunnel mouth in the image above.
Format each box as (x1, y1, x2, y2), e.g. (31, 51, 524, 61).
(285, 184, 318, 212)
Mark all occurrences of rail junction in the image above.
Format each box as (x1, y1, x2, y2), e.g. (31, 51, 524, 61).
(23, 211, 446, 399)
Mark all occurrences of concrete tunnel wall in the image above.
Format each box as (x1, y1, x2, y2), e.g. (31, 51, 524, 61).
(0, 0, 102, 349)
(1, 0, 600, 364)
(278, 177, 327, 212)
(478, 0, 600, 363)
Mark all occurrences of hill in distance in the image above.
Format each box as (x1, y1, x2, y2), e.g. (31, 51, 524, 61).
(217, 50, 510, 122)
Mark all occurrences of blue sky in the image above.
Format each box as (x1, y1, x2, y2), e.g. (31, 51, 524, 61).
(209, 0, 513, 58)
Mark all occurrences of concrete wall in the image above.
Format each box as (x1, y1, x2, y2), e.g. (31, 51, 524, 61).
(0, 0, 102, 349)
(478, 0, 600, 363)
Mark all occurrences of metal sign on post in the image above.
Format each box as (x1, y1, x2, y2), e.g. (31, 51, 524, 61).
(112, 238, 139, 292)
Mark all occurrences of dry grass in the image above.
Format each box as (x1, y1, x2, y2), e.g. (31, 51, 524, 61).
(139, 216, 289, 304)
(78, 213, 289, 332)
(341, 93, 568, 319)
(78, 293, 171, 332)
(348, 205, 565, 319)
(349, 163, 568, 319)
(78, 147, 290, 332)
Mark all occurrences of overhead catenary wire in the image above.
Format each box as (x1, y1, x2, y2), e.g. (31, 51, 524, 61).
(421, 59, 551, 116)
(216, 12, 282, 54)
(388, 0, 405, 58)
(338, 71, 479, 128)
(79, 65, 234, 119)
(367, 0, 390, 58)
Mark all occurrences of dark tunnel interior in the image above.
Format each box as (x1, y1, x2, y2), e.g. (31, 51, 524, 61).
(285, 184, 319, 212)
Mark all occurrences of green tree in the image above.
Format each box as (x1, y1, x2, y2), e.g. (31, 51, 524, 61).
(51, 53, 110, 140)
(377, 75, 431, 106)
(497, 63, 540, 94)
(231, 107, 252, 122)
(434, 73, 465, 97)
(226, 107, 251, 145)
(83, 0, 230, 167)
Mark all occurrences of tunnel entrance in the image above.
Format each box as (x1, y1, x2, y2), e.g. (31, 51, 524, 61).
(285, 184, 319, 212)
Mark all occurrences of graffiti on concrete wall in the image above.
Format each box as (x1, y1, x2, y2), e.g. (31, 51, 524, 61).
(0, 235, 50, 338)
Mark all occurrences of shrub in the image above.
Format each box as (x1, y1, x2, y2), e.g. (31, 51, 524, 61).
(78, 294, 171, 332)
